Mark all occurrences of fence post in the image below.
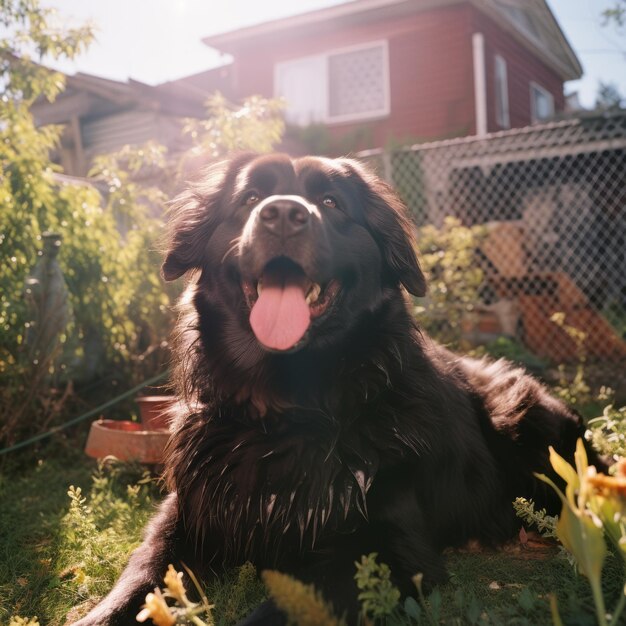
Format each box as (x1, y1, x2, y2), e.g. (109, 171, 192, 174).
(381, 151, 393, 184)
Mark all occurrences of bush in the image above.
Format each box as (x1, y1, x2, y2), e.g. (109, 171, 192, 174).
(0, 2, 97, 445)
(415, 217, 486, 347)
(0, 125, 173, 444)
(0, 3, 286, 448)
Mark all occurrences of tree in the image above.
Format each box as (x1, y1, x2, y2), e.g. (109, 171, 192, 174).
(181, 92, 284, 173)
(595, 81, 625, 110)
(0, 2, 171, 446)
(602, 0, 626, 28)
(0, 2, 287, 448)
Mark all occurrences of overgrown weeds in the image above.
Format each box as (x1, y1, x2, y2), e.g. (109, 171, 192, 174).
(415, 217, 486, 349)
(0, 450, 159, 625)
(57, 459, 161, 609)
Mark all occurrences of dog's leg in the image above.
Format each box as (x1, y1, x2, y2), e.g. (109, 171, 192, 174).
(69, 493, 185, 626)
(367, 472, 449, 596)
(234, 524, 384, 626)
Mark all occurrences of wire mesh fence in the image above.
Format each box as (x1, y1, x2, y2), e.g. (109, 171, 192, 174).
(358, 112, 626, 379)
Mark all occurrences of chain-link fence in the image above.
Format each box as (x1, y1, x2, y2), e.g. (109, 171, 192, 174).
(358, 112, 626, 375)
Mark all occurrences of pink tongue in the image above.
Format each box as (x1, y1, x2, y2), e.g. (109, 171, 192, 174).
(250, 272, 311, 351)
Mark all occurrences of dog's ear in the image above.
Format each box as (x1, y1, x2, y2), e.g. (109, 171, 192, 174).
(341, 160, 426, 297)
(162, 154, 254, 281)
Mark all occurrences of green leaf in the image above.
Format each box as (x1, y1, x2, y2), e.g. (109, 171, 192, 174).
(403, 596, 421, 619)
(518, 587, 535, 611)
(548, 446, 580, 506)
(429, 588, 442, 621)
(556, 502, 607, 582)
(591, 495, 626, 564)
(466, 596, 481, 624)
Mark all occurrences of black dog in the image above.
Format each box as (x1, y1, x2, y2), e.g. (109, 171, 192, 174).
(72, 153, 604, 625)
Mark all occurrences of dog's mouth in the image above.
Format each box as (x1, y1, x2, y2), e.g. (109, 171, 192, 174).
(241, 258, 340, 352)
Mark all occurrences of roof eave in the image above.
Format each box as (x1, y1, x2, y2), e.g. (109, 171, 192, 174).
(202, 0, 582, 82)
(202, 0, 460, 53)
(471, 0, 581, 81)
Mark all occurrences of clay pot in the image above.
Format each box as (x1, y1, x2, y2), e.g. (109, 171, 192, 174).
(85, 419, 170, 464)
(135, 395, 175, 431)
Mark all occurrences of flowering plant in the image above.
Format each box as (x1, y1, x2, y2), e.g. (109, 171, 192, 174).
(536, 440, 626, 626)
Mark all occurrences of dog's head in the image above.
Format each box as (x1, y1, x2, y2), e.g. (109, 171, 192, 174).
(163, 153, 425, 354)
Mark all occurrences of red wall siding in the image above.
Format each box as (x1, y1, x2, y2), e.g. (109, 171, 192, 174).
(470, 7, 565, 132)
(229, 4, 477, 153)
(225, 3, 566, 152)
(387, 5, 476, 144)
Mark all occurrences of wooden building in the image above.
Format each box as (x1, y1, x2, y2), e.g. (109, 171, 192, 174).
(202, 0, 582, 152)
(31, 67, 231, 176)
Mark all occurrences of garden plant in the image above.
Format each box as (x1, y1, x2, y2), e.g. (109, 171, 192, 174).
(1, 2, 625, 625)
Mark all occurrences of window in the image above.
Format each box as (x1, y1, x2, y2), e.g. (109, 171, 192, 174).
(275, 41, 390, 125)
(275, 56, 326, 126)
(530, 82, 555, 122)
(494, 54, 510, 128)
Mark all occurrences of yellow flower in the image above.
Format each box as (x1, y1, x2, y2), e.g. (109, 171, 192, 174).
(136, 588, 175, 626)
(262, 570, 344, 626)
(536, 441, 607, 582)
(536, 439, 624, 626)
(9, 618, 40, 626)
(164, 564, 188, 604)
(587, 458, 626, 563)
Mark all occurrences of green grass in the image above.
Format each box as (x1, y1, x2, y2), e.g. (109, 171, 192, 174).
(441, 550, 622, 625)
(0, 440, 266, 625)
(1, 428, 624, 626)
(0, 444, 93, 624)
(0, 442, 160, 625)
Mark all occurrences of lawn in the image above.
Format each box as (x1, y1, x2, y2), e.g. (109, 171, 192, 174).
(1, 419, 624, 626)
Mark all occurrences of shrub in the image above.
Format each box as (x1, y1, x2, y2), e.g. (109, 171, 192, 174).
(415, 217, 486, 347)
(0, 3, 286, 447)
(57, 460, 161, 609)
(588, 404, 626, 459)
(0, 1, 97, 445)
(534, 440, 626, 626)
(0, 133, 173, 445)
(182, 93, 284, 163)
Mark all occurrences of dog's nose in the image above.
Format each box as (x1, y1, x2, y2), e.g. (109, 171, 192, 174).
(259, 199, 310, 237)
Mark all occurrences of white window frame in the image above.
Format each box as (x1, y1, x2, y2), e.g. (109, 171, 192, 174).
(274, 39, 390, 126)
(494, 54, 510, 128)
(530, 81, 555, 123)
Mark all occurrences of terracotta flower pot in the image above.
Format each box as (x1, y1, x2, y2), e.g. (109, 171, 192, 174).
(135, 395, 175, 431)
(85, 419, 170, 464)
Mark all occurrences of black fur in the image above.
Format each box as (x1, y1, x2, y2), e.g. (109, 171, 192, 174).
(71, 154, 605, 625)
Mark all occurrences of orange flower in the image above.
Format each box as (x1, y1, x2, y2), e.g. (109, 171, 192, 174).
(588, 472, 626, 498)
(163, 564, 188, 604)
(136, 588, 175, 626)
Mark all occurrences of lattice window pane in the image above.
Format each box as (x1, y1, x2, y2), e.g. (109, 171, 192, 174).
(328, 44, 387, 120)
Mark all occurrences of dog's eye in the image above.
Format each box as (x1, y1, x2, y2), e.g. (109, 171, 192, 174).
(243, 192, 260, 206)
(322, 196, 337, 209)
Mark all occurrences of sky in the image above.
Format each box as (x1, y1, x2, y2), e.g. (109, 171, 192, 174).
(35, 0, 626, 109)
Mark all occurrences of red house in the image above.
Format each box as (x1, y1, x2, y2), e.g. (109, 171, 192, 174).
(202, 0, 582, 152)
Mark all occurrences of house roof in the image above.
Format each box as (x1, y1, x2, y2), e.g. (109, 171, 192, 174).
(32, 66, 232, 126)
(202, 0, 582, 81)
(486, 0, 582, 81)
